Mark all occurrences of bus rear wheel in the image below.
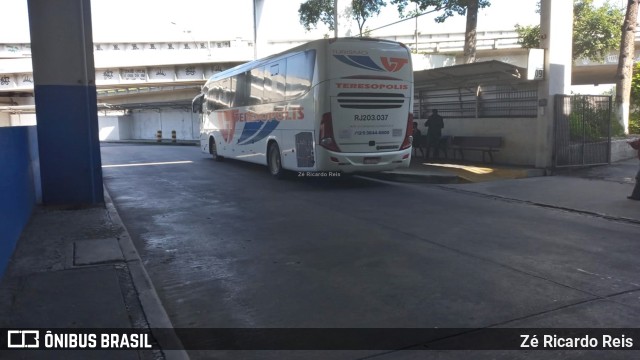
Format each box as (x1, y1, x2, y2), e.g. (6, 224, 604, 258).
(267, 142, 285, 179)
(210, 137, 223, 161)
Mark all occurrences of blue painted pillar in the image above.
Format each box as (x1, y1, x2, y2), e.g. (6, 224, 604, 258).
(27, 0, 103, 205)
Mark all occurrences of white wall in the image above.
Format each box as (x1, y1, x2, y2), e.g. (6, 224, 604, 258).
(0, 113, 9, 126)
(130, 109, 198, 140)
(416, 117, 538, 165)
(98, 116, 120, 140)
(10, 113, 36, 126)
(98, 110, 198, 141)
(118, 115, 132, 140)
(412, 53, 456, 71)
(611, 139, 638, 162)
(98, 114, 135, 141)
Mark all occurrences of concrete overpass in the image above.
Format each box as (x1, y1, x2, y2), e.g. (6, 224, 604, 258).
(1, 29, 639, 132)
(0, 39, 253, 97)
(1, 29, 639, 101)
(401, 29, 640, 86)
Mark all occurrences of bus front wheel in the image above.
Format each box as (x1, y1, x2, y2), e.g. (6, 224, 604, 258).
(210, 137, 223, 161)
(267, 142, 285, 179)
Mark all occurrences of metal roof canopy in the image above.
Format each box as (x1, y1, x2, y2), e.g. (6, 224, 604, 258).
(413, 60, 533, 91)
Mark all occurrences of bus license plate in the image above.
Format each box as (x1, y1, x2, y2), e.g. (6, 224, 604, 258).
(364, 157, 380, 164)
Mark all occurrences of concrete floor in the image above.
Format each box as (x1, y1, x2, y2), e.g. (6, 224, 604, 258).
(100, 144, 640, 359)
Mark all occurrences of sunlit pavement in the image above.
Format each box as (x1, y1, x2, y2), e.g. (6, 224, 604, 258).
(364, 156, 546, 184)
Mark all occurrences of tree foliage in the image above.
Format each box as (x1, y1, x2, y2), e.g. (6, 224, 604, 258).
(299, 0, 386, 36)
(299, 0, 491, 57)
(299, 0, 336, 32)
(628, 62, 640, 133)
(514, 24, 540, 49)
(351, 0, 387, 36)
(515, 0, 624, 62)
(615, 0, 639, 134)
(390, 0, 491, 62)
(632, 64, 640, 103)
(390, 0, 489, 22)
(575, 0, 624, 61)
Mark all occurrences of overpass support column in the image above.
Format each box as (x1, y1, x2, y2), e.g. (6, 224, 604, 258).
(535, 0, 573, 168)
(27, 0, 103, 205)
(253, 0, 266, 59)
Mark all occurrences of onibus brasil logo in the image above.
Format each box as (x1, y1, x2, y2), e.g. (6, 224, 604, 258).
(5, 330, 153, 349)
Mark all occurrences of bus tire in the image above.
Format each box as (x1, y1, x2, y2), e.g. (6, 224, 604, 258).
(210, 137, 223, 161)
(267, 142, 285, 179)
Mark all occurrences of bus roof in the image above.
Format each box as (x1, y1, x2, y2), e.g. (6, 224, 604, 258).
(202, 37, 410, 88)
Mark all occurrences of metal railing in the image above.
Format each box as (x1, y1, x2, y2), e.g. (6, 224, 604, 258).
(554, 95, 612, 167)
(415, 84, 538, 119)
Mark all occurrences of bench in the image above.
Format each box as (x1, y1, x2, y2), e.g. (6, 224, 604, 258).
(450, 136, 502, 163)
(414, 135, 451, 159)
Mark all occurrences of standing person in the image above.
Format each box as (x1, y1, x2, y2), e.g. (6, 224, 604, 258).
(628, 138, 640, 200)
(411, 121, 424, 158)
(424, 109, 444, 160)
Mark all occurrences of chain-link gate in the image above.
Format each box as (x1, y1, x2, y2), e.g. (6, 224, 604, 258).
(554, 94, 611, 167)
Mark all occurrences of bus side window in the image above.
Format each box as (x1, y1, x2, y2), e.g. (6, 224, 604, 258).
(209, 78, 230, 110)
(275, 62, 286, 101)
(286, 50, 315, 100)
(250, 67, 264, 105)
(221, 77, 233, 109)
(265, 62, 285, 103)
(193, 93, 205, 113)
(207, 88, 216, 112)
(232, 73, 250, 108)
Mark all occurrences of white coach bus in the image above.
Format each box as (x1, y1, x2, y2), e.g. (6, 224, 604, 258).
(192, 37, 414, 178)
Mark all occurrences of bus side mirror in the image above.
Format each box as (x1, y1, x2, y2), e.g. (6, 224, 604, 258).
(192, 94, 205, 113)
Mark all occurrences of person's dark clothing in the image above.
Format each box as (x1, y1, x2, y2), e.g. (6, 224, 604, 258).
(424, 113, 444, 159)
(425, 114, 444, 139)
(412, 128, 424, 157)
(629, 138, 640, 200)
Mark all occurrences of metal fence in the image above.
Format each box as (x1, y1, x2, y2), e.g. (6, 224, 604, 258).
(553, 95, 611, 167)
(414, 84, 538, 119)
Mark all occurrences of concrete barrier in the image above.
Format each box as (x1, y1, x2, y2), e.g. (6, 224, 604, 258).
(612, 138, 639, 162)
(0, 126, 39, 277)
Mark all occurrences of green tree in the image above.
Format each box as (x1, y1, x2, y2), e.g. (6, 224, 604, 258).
(615, 0, 639, 134)
(574, 0, 624, 62)
(391, 0, 491, 63)
(514, 0, 624, 62)
(299, 0, 386, 37)
(514, 24, 540, 49)
(299, 0, 491, 61)
(628, 62, 640, 133)
(299, 0, 336, 33)
(351, 0, 387, 36)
